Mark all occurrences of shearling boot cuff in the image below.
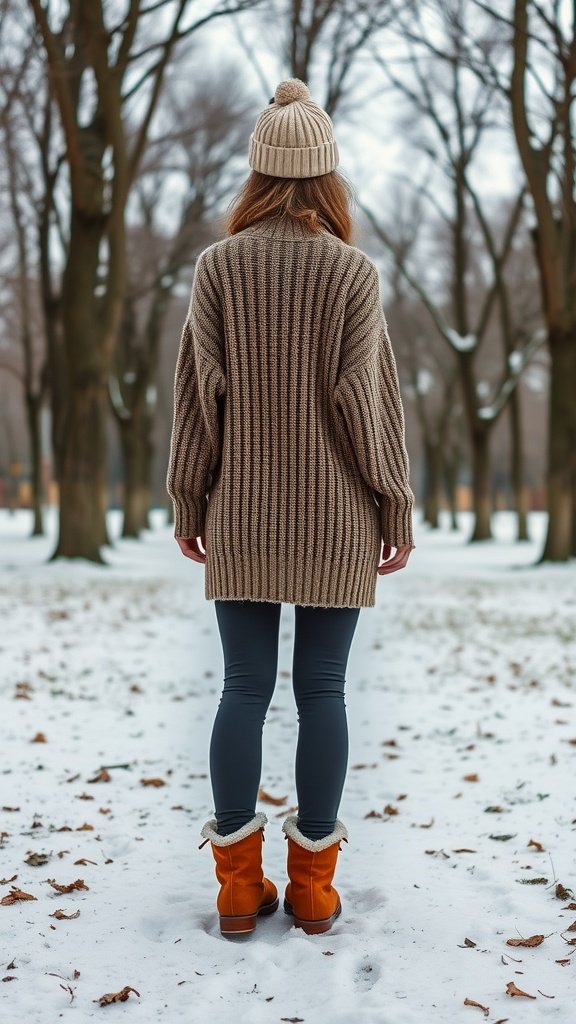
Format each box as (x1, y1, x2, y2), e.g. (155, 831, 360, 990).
(281, 814, 348, 852)
(199, 811, 268, 847)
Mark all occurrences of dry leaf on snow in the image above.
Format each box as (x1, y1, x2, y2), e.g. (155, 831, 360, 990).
(46, 878, 88, 893)
(257, 788, 287, 805)
(463, 996, 489, 1015)
(94, 985, 141, 1006)
(1, 886, 37, 904)
(87, 768, 111, 783)
(506, 981, 536, 998)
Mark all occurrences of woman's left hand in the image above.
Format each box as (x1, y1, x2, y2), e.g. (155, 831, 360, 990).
(176, 535, 207, 563)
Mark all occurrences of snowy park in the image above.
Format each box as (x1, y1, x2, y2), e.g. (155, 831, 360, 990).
(1, 508, 575, 1023)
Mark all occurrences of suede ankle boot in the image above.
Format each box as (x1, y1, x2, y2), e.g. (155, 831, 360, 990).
(199, 811, 279, 936)
(281, 814, 348, 935)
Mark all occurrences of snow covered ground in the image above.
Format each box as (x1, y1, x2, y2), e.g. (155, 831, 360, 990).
(1, 508, 575, 1023)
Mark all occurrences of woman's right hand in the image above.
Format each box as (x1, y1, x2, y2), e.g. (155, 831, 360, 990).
(377, 543, 413, 575)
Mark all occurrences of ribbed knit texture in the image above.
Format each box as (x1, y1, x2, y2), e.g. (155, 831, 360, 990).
(166, 213, 415, 609)
(248, 78, 339, 178)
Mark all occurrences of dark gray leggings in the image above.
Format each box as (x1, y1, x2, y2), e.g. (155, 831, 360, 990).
(210, 599, 361, 841)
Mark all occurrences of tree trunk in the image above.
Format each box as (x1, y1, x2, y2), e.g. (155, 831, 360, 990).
(444, 453, 459, 530)
(52, 380, 107, 562)
(509, 387, 529, 541)
(423, 440, 442, 528)
(571, 470, 576, 558)
(540, 331, 576, 562)
(51, 212, 108, 562)
(120, 412, 153, 538)
(26, 393, 44, 536)
(470, 429, 492, 541)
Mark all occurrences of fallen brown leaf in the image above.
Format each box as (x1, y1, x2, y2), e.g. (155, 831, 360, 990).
(275, 805, 298, 817)
(94, 985, 141, 1006)
(506, 934, 545, 947)
(257, 788, 287, 805)
(1, 886, 37, 905)
(46, 878, 88, 894)
(31, 732, 47, 743)
(87, 768, 111, 784)
(506, 981, 536, 999)
(140, 777, 166, 787)
(463, 996, 489, 1015)
(50, 909, 81, 920)
(24, 852, 50, 866)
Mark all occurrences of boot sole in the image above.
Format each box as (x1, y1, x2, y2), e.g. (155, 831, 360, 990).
(219, 895, 279, 936)
(283, 896, 342, 934)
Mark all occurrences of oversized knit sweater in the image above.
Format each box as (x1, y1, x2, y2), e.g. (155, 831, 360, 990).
(166, 212, 415, 608)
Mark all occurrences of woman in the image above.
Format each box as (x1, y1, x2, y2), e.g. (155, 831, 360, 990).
(166, 78, 415, 938)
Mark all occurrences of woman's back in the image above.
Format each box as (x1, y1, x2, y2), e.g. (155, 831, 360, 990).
(168, 209, 414, 608)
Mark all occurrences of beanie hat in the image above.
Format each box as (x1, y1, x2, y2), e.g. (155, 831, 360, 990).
(248, 78, 339, 179)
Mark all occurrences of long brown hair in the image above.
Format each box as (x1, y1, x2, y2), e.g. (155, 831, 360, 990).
(225, 169, 357, 243)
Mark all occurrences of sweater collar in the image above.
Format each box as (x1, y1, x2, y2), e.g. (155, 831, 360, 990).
(238, 213, 331, 242)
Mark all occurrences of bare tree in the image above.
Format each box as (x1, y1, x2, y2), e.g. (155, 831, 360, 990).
(0, 32, 49, 535)
(27, 0, 261, 562)
(110, 67, 255, 537)
(234, 0, 393, 113)
(367, 0, 544, 541)
(381, 190, 460, 529)
(471, 0, 576, 560)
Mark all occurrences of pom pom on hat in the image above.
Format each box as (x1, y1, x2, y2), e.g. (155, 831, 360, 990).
(274, 78, 310, 105)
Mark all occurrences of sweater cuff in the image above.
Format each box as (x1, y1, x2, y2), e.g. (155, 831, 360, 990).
(172, 496, 207, 539)
(380, 497, 415, 548)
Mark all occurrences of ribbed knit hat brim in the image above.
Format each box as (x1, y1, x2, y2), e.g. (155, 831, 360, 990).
(248, 135, 339, 178)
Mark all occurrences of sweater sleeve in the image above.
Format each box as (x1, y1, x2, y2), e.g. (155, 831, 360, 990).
(334, 261, 415, 548)
(166, 250, 227, 538)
